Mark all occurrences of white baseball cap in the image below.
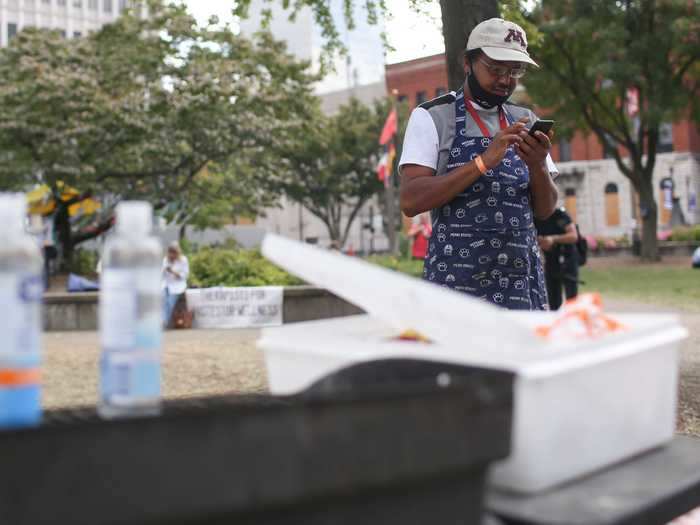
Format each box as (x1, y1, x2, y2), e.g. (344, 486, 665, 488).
(466, 18, 539, 67)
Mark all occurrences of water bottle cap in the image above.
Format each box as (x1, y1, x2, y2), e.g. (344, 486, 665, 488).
(0, 193, 28, 233)
(116, 201, 153, 236)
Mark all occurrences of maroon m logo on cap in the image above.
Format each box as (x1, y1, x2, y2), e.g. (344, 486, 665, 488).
(504, 29, 526, 48)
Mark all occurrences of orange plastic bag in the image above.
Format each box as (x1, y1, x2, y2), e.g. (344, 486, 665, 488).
(536, 293, 626, 340)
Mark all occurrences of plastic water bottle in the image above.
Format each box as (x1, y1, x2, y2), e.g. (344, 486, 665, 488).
(0, 194, 43, 428)
(99, 201, 162, 418)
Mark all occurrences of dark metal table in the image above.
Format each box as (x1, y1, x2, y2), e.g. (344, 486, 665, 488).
(488, 435, 700, 525)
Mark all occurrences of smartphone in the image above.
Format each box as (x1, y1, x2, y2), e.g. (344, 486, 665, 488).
(529, 119, 555, 137)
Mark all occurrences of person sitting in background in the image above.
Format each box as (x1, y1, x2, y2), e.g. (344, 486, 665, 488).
(535, 207, 579, 310)
(408, 212, 432, 260)
(162, 242, 189, 328)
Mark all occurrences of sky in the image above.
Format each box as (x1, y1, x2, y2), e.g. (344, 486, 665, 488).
(181, 0, 445, 64)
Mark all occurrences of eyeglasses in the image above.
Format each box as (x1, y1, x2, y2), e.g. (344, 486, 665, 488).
(477, 58, 527, 79)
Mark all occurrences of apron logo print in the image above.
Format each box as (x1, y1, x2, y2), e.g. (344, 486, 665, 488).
(446, 274, 456, 283)
(519, 182, 529, 189)
(460, 128, 467, 136)
(481, 138, 491, 147)
(514, 258, 525, 268)
(486, 196, 497, 207)
(498, 253, 509, 265)
(463, 138, 475, 146)
(478, 255, 491, 265)
(467, 199, 481, 209)
(510, 217, 520, 227)
(513, 155, 521, 161)
(443, 205, 451, 216)
(429, 243, 436, 253)
(459, 248, 470, 258)
(493, 292, 504, 303)
(480, 279, 493, 288)
(451, 148, 461, 158)
(492, 181, 501, 193)
(490, 238, 502, 249)
(491, 269, 502, 279)
(514, 279, 525, 290)
(524, 212, 531, 221)
(499, 277, 510, 288)
(472, 183, 484, 192)
(470, 239, 486, 249)
(513, 230, 521, 237)
(444, 244, 453, 256)
(470, 152, 479, 161)
(486, 169, 494, 177)
(506, 187, 517, 197)
(515, 167, 524, 175)
(437, 233, 447, 243)
(437, 262, 448, 272)
(521, 196, 529, 205)
(473, 271, 487, 281)
(438, 223, 447, 232)
(459, 104, 465, 111)
(429, 255, 437, 265)
(429, 272, 436, 281)
(475, 214, 487, 223)
(502, 158, 512, 168)
(455, 208, 466, 218)
(495, 212, 504, 224)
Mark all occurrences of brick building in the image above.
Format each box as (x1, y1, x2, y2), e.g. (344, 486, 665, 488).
(386, 54, 700, 239)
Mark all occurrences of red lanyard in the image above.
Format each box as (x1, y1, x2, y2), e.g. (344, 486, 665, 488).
(464, 100, 509, 137)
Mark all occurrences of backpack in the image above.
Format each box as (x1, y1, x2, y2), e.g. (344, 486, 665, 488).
(575, 225, 588, 267)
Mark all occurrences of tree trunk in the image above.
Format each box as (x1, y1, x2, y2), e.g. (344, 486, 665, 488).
(439, 0, 499, 90)
(179, 223, 187, 243)
(637, 176, 659, 261)
(54, 203, 73, 272)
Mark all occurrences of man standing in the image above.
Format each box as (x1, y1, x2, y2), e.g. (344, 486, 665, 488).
(399, 18, 558, 310)
(535, 207, 580, 310)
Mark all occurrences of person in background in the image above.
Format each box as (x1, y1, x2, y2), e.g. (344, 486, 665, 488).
(162, 241, 189, 328)
(535, 207, 579, 310)
(408, 212, 432, 260)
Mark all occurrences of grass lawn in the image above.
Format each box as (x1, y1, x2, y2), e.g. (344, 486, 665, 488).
(580, 257, 700, 312)
(367, 254, 700, 312)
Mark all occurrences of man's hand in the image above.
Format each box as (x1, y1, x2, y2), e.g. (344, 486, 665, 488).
(538, 235, 555, 251)
(516, 129, 554, 170)
(481, 118, 528, 169)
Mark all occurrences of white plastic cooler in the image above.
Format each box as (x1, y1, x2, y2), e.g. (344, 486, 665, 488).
(258, 235, 687, 494)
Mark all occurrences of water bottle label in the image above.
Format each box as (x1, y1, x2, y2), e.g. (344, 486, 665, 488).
(0, 273, 42, 360)
(100, 269, 137, 350)
(100, 350, 160, 406)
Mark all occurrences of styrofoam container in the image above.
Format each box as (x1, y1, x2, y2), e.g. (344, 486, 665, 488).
(258, 312, 686, 494)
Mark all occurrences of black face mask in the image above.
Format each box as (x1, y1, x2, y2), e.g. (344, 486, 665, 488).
(466, 69, 510, 109)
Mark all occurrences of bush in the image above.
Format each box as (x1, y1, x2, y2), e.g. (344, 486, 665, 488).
(188, 246, 304, 288)
(669, 226, 700, 242)
(365, 254, 424, 278)
(69, 249, 99, 277)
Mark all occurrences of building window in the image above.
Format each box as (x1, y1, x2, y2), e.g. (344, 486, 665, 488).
(42, 0, 51, 4)
(118, 0, 127, 11)
(397, 94, 407, 103)
(415, 91, 427, 105)
(604, 183, 620, 226)
(88, 0, 98, 9)
(73, 0, 82, 6)
(59, 29, 66, 37)
(73, 31, 81, 38)
(7, 23, 18, 41)
(564, 188, 577, 222)
(657, 122, 674, 153)
(103, 0, 112, 12)
(558, 139, 572, 162)
(57, 0, 66, 6)
(435, 87, 446, 97)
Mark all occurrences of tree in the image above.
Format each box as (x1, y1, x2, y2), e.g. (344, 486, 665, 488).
(0, 0, 317, 266)
(233, 0, 498, 90)
(521, 0, 700, 260)
(276, 98, 388, 247)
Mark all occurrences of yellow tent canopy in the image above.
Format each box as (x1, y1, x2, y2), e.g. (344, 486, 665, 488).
(26, 182, 101, 217)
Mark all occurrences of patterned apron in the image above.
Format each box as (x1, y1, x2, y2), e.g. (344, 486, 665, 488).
(423, 90, 548, 310)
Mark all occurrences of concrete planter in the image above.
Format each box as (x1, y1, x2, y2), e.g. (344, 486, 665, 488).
(43, 286, 364, 332)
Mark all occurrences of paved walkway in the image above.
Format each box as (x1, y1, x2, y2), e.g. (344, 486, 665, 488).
(43, 299, 700, 438)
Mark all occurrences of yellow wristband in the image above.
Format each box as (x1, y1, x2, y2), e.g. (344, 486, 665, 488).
(474, 155, 487, 175)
